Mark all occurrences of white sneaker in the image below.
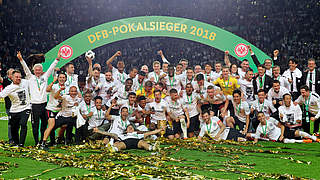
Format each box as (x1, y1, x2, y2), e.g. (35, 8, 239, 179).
(106, 143, 116, 153)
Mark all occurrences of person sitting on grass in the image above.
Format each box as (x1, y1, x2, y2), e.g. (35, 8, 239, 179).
(247, 111, 319, 144)
(198, 110, 246, 142)
(94, 124, 162, 152)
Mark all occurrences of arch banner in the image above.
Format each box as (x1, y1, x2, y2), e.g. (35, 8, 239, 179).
(43, 16, 270, 71)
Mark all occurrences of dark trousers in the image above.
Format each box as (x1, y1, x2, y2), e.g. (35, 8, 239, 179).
(313, 118, 320, 134)
(9, 109, 30, 146)
(31, 103, 48, 144)
(53, 116, 77, 144)
(6, 108, 13, 143)
(76, 123, 88, 144)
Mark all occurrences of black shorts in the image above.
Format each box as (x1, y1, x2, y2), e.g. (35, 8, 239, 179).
(53, 116, 71, 129)
(188, 114, 200, 133)
(123, 138, 141, 149)
(165, 126, 175, 137)
(234, 116, 246, 131)
(284, 127, 296, 139)
(47, 110, 59, 119)
(226, 128, 245, 141)
(172, 119, 183, 135)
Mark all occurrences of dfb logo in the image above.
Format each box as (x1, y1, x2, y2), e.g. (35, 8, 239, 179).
(59, 45, 73, 59)
(234, 43, 248, 57)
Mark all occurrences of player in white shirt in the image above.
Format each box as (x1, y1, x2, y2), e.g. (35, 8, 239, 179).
(145, 90, 173, 138)
(64, 62, 79, 94)
(181, 83, 201, 137)
(0, 70, 31, 147)
(237, 60, 250, 80)
(272, 66, 289, 90)
(98, 124, 162, 152)
(212, 62, 222, 82)
(107, 105, 131, 138)
(267, 80, 290, 109)
(181, 67, 194, 89)
(116, 92, 139, 122)
(193, 73, 219, 98)
(148, 61, 165, 84)
(17, 51, 59, 145)
(163, 65, 183, 93)
(239, 68, 255, 105)
(53, 86, 81, 145)
(132, 71, 147, 92)
(106, 51, 128, 85)
(251, 89, 277, 132)
(42, 72, 67, 146)
(106, 78, 134, 115)
(249, 112, 319, 143)
(165, 88, 190, 139)
(99, 70, 120, 105)
(87, 96, 108, 136)
(198, 110, 246, 142)
(203, 63, 215, 82)
(86, 67, 103, 97)
(279, 93, 302, 129)
(295, 85, 320, 135)
(226, 89, 250, 134)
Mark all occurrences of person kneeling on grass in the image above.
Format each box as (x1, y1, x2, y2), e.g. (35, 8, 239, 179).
(247, 111, 320, 144)
(94, 124, 162, 152)
(198, 110, 246, 142)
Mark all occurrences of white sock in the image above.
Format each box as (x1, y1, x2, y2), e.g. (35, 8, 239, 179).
(298, 131, 314, 140)
(114, 146, 119, 152)
(148, 145, 152, 151)
(284, 139, 296, 143)
(109, 138, 114, 145)
(180, 118, 187, 138)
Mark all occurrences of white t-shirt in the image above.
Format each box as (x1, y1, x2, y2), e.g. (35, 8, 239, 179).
(46, 83, 67, 112)
(88, 107, 107, 130)
(181, 92, 201, 117)
(163, 74, 183, 93)
(267, 86, 290, 102)
(199, 116, 229, 140)
(146, 99, 169, 123)
(295, 92, 320, 119)
(65, 73, 79, 93)
(148, 71, 164, 83)
(108, 115, 130, 136)
(192, 81, 220, 97)
(282, 68, 302, 92)
(100, 80, 120, 105)
(57, 95, 81, 117)
(165, 97, 185, 117)
(132, 76, 146, 92)
(118, 132, 144, 140)
(239, 79, 255, 104)
(0, 79, 31, 113)
(251, 99, 276, 117)
(228, 96, 250, 123)
(255, 117, 281, 141)
(212, 71, 222, 82)
(278, 103, 302, 125)
(117, 99, 138, 122)
(78, 100, 95, 116)
(112, 67, 128, 85)
(237, 68, 246, 80)
(203, 71, 215, 82)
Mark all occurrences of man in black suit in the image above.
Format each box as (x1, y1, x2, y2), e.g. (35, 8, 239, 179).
(299, 58, 320, 94)
(252, 64, 273, 95)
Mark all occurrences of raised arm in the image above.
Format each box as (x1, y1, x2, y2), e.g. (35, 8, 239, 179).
(43, 52, 61, 79)
(17, 51, 32, 79)
(158, 50, 170, 64)
(224, 51, 231, 67)
(46, 76, 58, 92)
(106, 51, 121, 70)
(247, 45, 261, 68)
(86, 55, 93, 77)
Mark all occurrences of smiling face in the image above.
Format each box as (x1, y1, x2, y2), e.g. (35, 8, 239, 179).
(33, 65, 43, 77)
(12, 71, 22, 85)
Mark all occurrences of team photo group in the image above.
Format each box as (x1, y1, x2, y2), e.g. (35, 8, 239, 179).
(1, 45, 320, 152)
